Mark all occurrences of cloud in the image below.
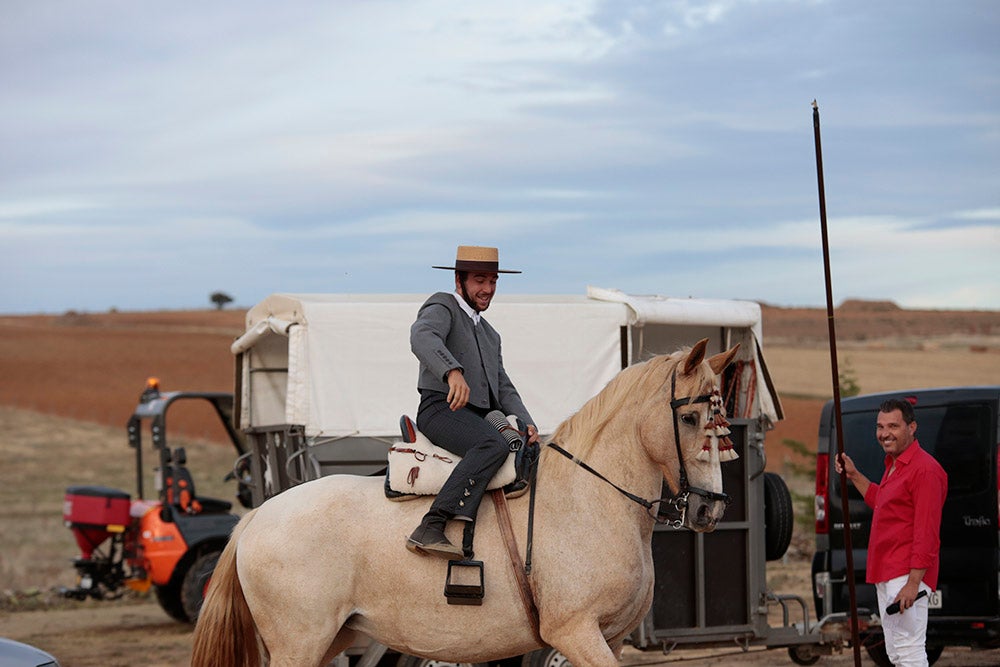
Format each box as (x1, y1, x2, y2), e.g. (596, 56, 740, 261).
(0, 0, 997, 315)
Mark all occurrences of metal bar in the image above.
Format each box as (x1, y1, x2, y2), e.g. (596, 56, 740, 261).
(812, 100, 862, 666)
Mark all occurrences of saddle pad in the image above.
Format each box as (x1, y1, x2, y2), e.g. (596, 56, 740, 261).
(387, 431, 517, 497)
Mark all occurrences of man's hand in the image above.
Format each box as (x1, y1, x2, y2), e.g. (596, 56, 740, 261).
(446, 369, 469, 411)
(891, 581, 923, 614)
(835, 452, 871, 496)
(526, 424, 539, 444)
(834, 452, 857, 477)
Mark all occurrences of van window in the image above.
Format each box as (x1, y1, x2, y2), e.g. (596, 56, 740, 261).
(833, 402, 993, 499)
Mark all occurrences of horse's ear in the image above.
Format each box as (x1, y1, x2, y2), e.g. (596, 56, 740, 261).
(708, 343, 741, 375)
(682, 338, 710, 375)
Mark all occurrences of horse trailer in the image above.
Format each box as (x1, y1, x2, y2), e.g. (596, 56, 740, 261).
(228, 287, 847, 665)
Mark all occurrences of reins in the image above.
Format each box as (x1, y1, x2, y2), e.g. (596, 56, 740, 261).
(531, 367, 731, 539)
(546, 442, 664, 517)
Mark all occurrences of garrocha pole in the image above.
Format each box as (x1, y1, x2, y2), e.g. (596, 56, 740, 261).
(812, 100, 863, 666)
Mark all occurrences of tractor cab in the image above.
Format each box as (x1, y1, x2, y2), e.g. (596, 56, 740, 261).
(127, 377, 250, 510)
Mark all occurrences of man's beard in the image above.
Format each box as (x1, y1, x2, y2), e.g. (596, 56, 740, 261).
(458, 280, 482, 312)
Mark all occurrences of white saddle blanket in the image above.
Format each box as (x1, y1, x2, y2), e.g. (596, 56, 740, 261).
(387, 430, 517, 497)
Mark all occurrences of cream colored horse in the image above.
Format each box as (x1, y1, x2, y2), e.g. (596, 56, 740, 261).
(192, 339, 739, 667)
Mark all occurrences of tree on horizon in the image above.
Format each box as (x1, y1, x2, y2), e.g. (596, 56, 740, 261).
(210, 291, 234, 310)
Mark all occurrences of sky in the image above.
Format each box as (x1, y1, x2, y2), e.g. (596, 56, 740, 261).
(1, 0, 997, 315)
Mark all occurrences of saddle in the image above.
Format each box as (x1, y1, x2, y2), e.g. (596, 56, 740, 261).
(384, 415, 537, 501)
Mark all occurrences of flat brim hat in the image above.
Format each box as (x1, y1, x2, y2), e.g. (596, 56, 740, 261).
(433, 245, 521, 274)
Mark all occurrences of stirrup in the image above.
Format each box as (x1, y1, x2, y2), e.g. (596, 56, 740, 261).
(444, 559, 484, 605)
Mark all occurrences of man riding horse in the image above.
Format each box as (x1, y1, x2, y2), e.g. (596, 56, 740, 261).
(406, 245, 540, 559)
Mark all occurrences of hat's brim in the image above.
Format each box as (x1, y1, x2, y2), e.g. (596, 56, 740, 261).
(432, 263, 521, 274)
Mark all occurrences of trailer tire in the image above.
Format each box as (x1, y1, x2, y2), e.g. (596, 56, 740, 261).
(763, 472, 794, 561)
(522, 648, 571, 667)
(787, 644, 821, 665)
(180, 550, 221, 623)
(395, 656, 487, 667)
(153, 580, 188, 623)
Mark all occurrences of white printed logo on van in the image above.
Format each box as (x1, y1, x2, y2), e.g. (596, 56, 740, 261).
(963, 515, 991, 527)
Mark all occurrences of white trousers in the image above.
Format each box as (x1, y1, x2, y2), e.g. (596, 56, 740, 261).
(876, 574, 931, 667)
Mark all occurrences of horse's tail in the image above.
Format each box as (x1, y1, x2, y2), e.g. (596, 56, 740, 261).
(191, 508, 261, 667)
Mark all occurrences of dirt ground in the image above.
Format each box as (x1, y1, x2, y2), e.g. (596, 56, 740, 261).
(1, 302, 999, 666)
(3, 579, 1000, 667)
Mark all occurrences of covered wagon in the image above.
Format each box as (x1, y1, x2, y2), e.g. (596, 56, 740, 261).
(222, 288, 849, 664)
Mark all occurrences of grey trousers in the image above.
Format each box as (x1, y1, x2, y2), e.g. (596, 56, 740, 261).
(416, 391, 508, 520)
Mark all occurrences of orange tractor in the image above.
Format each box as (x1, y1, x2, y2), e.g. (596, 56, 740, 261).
(61, 379, 250, 623)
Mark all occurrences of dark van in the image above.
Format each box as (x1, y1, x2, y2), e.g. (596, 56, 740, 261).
(811, 386, 1000, 665)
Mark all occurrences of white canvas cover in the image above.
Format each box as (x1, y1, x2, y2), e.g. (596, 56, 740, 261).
(232, 288, 781, 439)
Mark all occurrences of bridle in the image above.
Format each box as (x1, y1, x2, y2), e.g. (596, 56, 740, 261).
(547, 367, 732, 528)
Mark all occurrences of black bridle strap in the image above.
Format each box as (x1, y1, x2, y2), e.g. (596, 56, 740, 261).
(668, 370, 732, 505)
(669, 369, 710, 494)
(547, 442, 656, 512)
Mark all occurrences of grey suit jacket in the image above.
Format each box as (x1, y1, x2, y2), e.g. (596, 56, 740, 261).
(410, 292, 534, 426)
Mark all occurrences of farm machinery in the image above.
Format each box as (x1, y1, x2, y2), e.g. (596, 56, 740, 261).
(60, 378, 251, 623)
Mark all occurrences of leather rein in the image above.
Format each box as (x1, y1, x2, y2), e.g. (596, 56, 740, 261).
(546, 367, 731, 529)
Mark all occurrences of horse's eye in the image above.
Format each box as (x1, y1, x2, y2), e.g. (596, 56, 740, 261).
(680, 413, 698, 427)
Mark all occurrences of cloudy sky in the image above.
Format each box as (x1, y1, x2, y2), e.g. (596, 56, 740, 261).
(2, 0, 997, 314)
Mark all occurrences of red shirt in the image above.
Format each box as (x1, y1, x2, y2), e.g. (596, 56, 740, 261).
(863, 440, 948, 589)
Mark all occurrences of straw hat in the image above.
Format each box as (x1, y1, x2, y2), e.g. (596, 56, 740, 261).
(432, 245, 521, 274)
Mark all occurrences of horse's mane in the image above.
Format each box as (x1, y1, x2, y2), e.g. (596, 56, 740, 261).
(548, 346, 716, 461)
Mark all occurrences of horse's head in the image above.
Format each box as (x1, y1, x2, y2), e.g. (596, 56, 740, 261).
(640, 339, 740, 532)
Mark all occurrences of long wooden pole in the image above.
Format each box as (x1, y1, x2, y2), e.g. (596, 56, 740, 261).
(811, 100, 863, 666)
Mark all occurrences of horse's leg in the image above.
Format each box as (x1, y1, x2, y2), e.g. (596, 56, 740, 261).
(258, 616, 355, 667)
(544, 620, 620, 667)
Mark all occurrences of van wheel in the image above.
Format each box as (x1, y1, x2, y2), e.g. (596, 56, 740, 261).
(522, 648, 570, 667)
(764, 472, 794, 561)
(180, 550, 221, 623)
(864, 640, 944, 666)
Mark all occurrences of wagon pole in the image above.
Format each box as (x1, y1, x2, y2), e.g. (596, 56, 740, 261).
(812, 100, 863, 667)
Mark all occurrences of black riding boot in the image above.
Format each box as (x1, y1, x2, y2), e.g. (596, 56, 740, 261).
(406, 509, 464, 559)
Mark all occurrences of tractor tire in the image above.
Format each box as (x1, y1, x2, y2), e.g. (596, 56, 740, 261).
(395, 655, 487, 667)
(522, 648, 571, 667)
(154, 580, 189, 623)
(180, 550, 221, 623)
(763, 471, 794, 561)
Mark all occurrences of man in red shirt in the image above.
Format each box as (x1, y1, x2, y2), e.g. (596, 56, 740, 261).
(837, 398, 948, 666)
